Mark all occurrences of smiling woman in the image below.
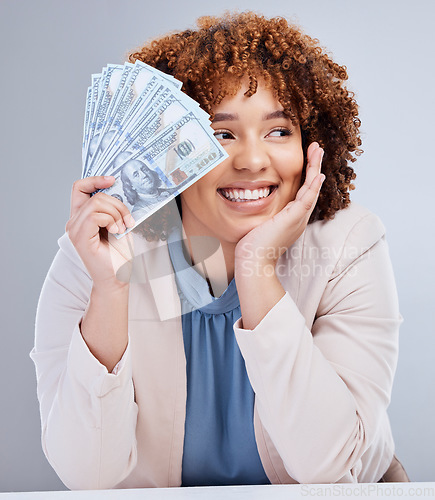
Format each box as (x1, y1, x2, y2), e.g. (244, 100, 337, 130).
(180, 80, 309, 285)
(182, 81, 305, 244)
(31, 10, 408, 490)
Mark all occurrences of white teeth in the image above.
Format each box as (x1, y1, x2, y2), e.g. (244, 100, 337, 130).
(220, 187, 272, 201)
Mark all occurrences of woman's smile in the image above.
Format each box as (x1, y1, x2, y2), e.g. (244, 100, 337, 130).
(217, 183, 278, 213)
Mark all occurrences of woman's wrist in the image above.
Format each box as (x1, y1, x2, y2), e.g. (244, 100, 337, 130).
(235, 258, 285, 330)
(91, 278, 130, 296)
(80, 282, 130, 372)
(235, 256, 278, 282)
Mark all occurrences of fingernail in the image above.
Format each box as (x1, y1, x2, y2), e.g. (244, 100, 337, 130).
(118, 222, 126, 234)
(320, 150, 324, 161)
(124, 214, 135, 228)
(108, 223, 118, 234)
(104, 176, 115, 181)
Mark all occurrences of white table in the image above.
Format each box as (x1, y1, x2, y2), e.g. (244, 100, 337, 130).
(1, 483, 435, 499)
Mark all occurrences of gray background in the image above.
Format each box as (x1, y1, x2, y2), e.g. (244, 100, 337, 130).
(0, 0, 434, 492)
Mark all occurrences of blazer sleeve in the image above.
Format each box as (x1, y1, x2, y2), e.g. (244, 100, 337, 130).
(234, 214, 401, 483)
(30, 234, 138, 489)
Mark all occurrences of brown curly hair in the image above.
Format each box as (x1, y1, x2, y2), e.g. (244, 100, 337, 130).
(129, 11, 361, 241)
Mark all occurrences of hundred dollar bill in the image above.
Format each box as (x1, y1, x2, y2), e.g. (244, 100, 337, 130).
(82, 73, 102, 165)
(89, 76, 162, 176)
(81, 86, 93, 169)
(124, 63, 210, 144)
(82, 61, 195, 178)
(110, 60, 182, 133)
(104, 111, 221, 178)
(83, 64, 124, 173)
(134, 60, 182, 91)
(101, 112, 228, 236)
(93, 85, 199, 177)
(87, 63, 169, 176)
(91, 83, 174, 176)
(83, 63, 134, 176)
(89, 61, 185, 170)
(111, 62, 186, 137)
(84, 64, 155, 176)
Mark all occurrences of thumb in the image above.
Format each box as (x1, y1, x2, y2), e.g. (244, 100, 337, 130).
(70, 175, 116, 215)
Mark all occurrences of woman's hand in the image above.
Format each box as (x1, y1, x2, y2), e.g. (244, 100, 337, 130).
(66, 175, 136, 291)
(234, 142, 325, 329)
(235, 142, 325, 275)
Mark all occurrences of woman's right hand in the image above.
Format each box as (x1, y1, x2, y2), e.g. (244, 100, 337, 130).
(66, 175, 136, 290)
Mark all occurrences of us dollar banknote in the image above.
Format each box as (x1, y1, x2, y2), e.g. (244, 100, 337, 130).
(81, 61, 227, 236)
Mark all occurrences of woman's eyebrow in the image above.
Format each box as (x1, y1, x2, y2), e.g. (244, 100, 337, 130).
(212, 112, 238, 122)
(263, 110, 288, 120)
(212, 110, 289, 122)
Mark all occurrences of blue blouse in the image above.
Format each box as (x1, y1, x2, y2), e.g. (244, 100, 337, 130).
(167, 228, 270, 486)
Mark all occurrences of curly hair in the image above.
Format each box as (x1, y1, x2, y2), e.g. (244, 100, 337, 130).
(129, 11, 361, 241)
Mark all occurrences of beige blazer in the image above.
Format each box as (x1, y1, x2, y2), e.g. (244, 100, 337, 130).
(31, 202, 401, 489)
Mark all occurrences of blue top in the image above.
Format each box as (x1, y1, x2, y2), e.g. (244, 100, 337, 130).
(167, 228, 270, 487)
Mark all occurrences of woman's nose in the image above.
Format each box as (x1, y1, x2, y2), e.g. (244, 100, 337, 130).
(232, 139, 270, 173)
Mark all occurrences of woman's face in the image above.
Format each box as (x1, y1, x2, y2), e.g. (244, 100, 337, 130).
(180, 80, 305, 246)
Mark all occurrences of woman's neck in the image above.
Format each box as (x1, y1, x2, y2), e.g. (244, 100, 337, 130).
(181, 225, 236, 298)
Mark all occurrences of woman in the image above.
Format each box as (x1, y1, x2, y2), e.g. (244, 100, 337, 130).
(31, 11, 408, 489)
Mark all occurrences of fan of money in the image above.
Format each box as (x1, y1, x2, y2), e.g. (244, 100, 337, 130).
(81, 61, 228, 235)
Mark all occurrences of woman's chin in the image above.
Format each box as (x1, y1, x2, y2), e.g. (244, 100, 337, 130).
(227, 219, 268, 245)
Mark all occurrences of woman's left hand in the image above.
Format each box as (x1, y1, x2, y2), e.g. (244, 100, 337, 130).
(235, 142, 325, 277)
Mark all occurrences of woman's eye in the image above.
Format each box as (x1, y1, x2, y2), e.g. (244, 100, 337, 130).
(213, 130, 234, 141)
(268, 128, 292, 138)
